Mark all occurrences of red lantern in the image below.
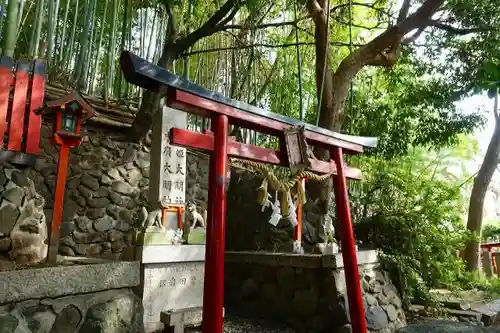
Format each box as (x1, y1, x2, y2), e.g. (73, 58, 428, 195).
(37, 90, 97, 148)
(36, 90, 98, 264)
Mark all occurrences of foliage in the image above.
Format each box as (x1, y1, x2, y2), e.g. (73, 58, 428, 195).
(345, 55, 485, 158)
(351, 139, 478, 302)
(482, 223, 500, 242)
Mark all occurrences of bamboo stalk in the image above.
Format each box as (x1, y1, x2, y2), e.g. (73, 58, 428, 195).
(89, 0, 108, 95)
(2, 0, 20, 57)
(63, 0, 78, 70)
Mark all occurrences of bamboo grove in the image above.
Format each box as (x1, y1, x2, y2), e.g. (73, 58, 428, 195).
(0, 0, 379, 134)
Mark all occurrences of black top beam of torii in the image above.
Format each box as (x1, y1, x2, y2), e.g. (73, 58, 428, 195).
(119, 51, 378, 151)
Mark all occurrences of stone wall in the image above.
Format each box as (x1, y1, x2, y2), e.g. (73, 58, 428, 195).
(0, 289, 142, 333)
(226, 171, 332, 253)
(224, 251, 405, 333)
(0, 119, 337, 260)
(0, 123, 210, 261)
(0, 259, 141, 333)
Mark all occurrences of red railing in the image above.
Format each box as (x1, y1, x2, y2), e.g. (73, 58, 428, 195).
(0, 56, 45, 166)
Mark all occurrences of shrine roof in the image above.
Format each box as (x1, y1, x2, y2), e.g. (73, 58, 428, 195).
(39, 89, 98, 121)
(45, 84, 137, 129)
(119, 51, 378, 153)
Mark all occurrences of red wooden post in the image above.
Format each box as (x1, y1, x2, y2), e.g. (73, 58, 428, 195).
(8, 61, 30, 151)
(47, 144, 71, 263)
(0, 57, 13, 145)
(331, 147, 367, 333)
(25, 60, 45, 154)
(202, 114, 229, 333)
(38, 91, 98, 264)
(295, 178, 305, 242)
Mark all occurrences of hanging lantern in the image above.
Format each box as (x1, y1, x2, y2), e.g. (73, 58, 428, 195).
(37, 90, 97, 148)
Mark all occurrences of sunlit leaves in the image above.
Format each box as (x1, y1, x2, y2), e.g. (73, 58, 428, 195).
(351, 142, 476, 299)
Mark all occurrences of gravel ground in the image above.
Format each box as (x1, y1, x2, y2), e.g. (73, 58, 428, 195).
(187, 316, 297, 333)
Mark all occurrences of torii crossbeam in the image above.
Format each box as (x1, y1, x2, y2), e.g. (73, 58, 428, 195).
(120, 51, 378, 333)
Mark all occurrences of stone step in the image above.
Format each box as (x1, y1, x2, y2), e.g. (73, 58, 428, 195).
(396, 319, 500, 332)
(160, 307, 225, 333)
(410, 305, 482, 321)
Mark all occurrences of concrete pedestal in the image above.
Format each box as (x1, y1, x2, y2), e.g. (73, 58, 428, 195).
(136, 245, 205, 333)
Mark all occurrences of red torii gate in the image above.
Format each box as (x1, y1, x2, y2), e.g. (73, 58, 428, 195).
(120, 51, 378, 333)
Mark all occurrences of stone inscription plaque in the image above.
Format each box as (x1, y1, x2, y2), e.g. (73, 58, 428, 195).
(142, 261, 205, 328)
(150, 105, 187, 206)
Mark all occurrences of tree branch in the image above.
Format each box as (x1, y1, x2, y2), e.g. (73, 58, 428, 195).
(397, 0, 411, 23)
(402, 27, 425, 44)
(430, 20, 494, 35)
(330, 2, 393, 19)
(218, 16, 311, 31)
(308, 0, 328, 26)
(352, 0, 445, 67)
(180, 41, 365, 57)
(331, 17, 388, 30)
(164, 3, 176, 44)
(177, 0, 241, 51)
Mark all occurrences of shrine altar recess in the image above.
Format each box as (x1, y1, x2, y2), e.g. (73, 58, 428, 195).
(120, 51, 378, 333)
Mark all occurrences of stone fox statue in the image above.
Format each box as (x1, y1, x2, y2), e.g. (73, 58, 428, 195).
(9, 199, 48, 265)
(139, 205, 163, 229)
(184, 202, 206, 230)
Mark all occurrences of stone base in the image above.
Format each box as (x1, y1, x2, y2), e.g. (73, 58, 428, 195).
(0, 289, 143, 333)
(187, 230, 206, 245)
(137, 245, 206, 333)
(0, 258, 142, 333)
(0, 258, 139, 303)
(224, 250, 405, 333)
(136, 228, 182, 246)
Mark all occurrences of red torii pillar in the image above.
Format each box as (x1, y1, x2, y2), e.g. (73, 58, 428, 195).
(120, 51, 376, 333)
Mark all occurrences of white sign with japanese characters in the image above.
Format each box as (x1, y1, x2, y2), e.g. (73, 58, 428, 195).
(150, 105, 187, 205)
(142, 261, 205, 332)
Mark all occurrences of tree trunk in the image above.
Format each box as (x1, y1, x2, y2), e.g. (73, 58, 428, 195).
(129, 46, 177, 141)
(464, 94, 500, 271)
(306, 0, 365, 215)
(128, 2, 179, 142)
(128, 0, 242, 141)
(305, 0, 443, 221)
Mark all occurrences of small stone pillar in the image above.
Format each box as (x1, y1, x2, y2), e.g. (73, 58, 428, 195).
(495, 253, 500, 277)
(149, 104, 187, 228)
(137, 103, 207, 332)
(482, 250, 493, 277)
(136, 244, 206, 332)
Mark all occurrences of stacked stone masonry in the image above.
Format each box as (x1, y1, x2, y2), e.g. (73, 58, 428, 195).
(0, 260, 142, 333)
(0, 122, 331, 260)
(0, 124, 209, 261)
(224, 251, 406, 333)
(0, 289, 142, 333)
